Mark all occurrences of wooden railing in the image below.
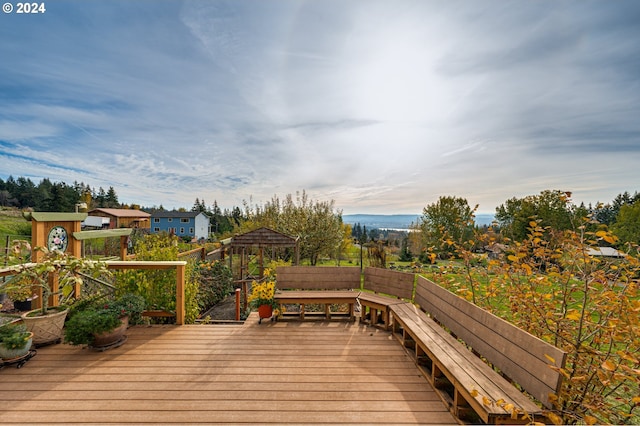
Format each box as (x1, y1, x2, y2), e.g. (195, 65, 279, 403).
(0, 260, 188, 325)
(104, 261, 187, 324)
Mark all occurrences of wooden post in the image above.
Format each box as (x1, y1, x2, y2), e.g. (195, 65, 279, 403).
(119, 236, 128, 260)
(49, 268, 60, 307)
(242, 281, 248, 312)
(175, 263, 185, 325)
(235, 288, 241, 321)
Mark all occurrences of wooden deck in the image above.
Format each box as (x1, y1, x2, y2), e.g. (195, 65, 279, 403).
(1, 314, 457, 424)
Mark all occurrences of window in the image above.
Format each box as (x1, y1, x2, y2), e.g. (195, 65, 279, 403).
(189, 228, 194, 234)
(154, 227, 160, 232)
(180, 227, 185, 234)
(153, 218, 160, 223)
(168, 218, 173, 222)
(180, 218, 189, 223)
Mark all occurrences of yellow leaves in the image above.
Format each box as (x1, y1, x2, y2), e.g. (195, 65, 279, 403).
(546, 412, 563, 425)
(618, 351, 639, 364)
(565, 310, 582, 321)
(632, 396, 640, 405)
(595, 230, 618, 244)
(584, 415, 598, 425)
(601, 360, 616, 372)
(470, 389, 479, 398)
(544, 354, 556, 364)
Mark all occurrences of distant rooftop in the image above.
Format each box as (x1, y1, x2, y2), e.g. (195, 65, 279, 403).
(89, 208, 151, 218)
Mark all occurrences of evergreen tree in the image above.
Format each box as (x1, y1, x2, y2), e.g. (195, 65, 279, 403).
(106, 186, 119, 207)
(398, 236, 413, 262)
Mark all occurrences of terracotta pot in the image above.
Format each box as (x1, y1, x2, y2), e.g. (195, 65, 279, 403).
(258, 304, 273, 319)
(92, 316, 129, 349)
(0, 332, 33, 360)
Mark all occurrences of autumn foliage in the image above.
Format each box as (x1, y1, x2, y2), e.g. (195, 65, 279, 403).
(429, 216, 640, 424)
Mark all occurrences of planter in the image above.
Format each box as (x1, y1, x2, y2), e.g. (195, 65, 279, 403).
(257, 304, 273, 324)
(0, 314, 21, 328)
(91, 316, 128, 350)
(13, 299, 32, 312)
(21, 308, 69, 346)
(0, 332, 33, 360)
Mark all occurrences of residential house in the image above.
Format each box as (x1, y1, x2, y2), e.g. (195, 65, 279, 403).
(150, 211, 211, 241)
(88, 208, 151, 229)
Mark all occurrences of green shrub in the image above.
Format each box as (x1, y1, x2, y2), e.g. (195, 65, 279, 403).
(64, 293, 145, 346)
(195, 260, 233, 311)
(0, 322, 31, 349)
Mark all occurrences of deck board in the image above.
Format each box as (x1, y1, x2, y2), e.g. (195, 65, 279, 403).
(1, 314, 457, 424)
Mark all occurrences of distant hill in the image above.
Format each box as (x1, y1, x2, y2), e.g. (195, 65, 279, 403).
(342, 214, 420, 230)
(343, 213, 495, 230)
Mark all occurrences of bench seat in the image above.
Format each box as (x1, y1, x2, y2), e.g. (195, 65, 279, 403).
(359, 267, 415, 330)
(357, 291, 406, 330)
(390, 302, 543, 424)
(274, 290, 358, 320)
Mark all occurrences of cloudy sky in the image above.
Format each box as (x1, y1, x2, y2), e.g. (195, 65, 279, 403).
(1, 0, 639, 214)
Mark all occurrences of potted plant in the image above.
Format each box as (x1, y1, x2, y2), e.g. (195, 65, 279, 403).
(2, 240, 112, 346)
(247, 269, 279, 323)
(4, 275, 38, 311)
(0, 322, 33, 360)
(64, 293, 145, 350)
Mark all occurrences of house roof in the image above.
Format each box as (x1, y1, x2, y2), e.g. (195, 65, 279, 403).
(150, 211, 207, 219)
(89, 208, 151, 218)
(587, 247, 625, 258)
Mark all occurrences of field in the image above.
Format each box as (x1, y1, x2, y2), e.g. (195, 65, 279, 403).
(0, 208, 31, 252)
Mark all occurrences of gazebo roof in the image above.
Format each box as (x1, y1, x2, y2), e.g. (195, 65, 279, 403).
(230, 227, 298, 248)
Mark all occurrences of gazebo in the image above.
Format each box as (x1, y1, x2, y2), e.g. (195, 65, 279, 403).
(229, 227, 299, 282)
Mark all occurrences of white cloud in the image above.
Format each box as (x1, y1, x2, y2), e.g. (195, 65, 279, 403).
(1, 0, 639, 214)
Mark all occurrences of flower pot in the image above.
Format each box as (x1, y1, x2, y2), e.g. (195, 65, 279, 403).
(258, 304, 273, 321)
(91, 316, 128, 350)
(13, 299, 32, 312)
(21, 308, 69, 346)
(0, 332, 33, 360)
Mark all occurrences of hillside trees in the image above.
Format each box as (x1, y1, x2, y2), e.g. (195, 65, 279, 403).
(238, 191, 346, 265)
(495, 190, 590, 241)
(611, 201, 640, 246)
(424, 211, 640, 424)
(0, 176, 122, 210)
(418, 196, 476, 259)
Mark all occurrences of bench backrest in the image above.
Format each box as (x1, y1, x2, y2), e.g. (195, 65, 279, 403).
(363, 267, 414, 299)
(275, 266, 361, 290)
(414, 276, 566, 408)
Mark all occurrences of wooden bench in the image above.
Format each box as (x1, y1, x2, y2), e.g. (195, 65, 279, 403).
(274, 266, 360, 320)
(390, 276, 567, 424)
(358, 267, 414, 329)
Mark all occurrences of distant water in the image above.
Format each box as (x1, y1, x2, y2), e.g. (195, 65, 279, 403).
(343, 213, 495, 230)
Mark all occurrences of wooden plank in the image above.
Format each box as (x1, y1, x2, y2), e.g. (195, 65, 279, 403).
(276, 266, 361, 290)
(358, 293, 407, 329)
(0, 411, 457, 424)
(390, 304, 542, 424)
(415, 276, 565, 407)
(363, 267, 415, 299)
(0, 317, 457, 425)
